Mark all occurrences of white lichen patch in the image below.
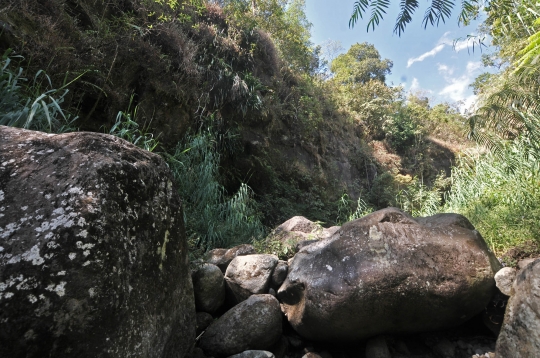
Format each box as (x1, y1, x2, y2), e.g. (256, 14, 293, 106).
(46, 281, 66, 297)
(76, 241, 94, 250)
(88, 288, 96, 297)
(0, 190, 4, 201)
(28, 294, 38, 304)
(326, 265, 333, 271)
(7, 245, 45, 266)
(57, 271, 66, 276)
(68, 253, 77, 260)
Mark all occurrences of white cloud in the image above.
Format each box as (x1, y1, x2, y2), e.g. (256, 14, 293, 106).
(437, 63, 454, 76)
(466, 61, 482, 73)
(407, 44, 445, 68)
(407, 32, 480, 68)
(410, 78, 420, 91)
(438, 60, 483, 112)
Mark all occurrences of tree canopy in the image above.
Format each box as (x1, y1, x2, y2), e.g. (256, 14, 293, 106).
(330, 42, 392, 85)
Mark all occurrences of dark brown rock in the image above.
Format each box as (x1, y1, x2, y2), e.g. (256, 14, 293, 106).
(0, 126, 195, 358)
(496, 258, 540, 357)
(193, 263, 226, 313)
(278, 208, 501, 341)
(196, 312, 214, 336)
(365, 336, 391, 358)
(198, 294, 282, 357)
(271, 260, 288, 288)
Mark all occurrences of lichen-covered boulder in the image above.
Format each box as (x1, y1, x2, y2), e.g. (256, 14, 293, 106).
(0, 126, 195, 358)
(225, 254, 278, 304)
(278, 208, 501, 341)
(192, 263, 226, 313)
(198, 294, 282, 357)
(496, 258, 540, 357)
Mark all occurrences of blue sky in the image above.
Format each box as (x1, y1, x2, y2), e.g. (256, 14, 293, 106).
(305, 0, 495, 110)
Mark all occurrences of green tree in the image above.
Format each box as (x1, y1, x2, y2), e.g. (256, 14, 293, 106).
(330, 42, 392, 85)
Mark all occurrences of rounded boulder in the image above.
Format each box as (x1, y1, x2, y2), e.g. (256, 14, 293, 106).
(198, 294, 282, 357)
(278, 208, 501, 341)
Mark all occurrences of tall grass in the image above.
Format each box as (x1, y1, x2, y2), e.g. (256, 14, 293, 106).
(443, 140, 540, 255)
(0, 52, 77, 133)
(109, 95, 159, 152)
(166, 130, 266, 250)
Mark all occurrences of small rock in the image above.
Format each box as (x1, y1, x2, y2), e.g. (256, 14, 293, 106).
(198, 294, 282, 357)
(319, 351, 333, 358)
(228, 351, 276, 358)
(365, 336, 391, 358)
(393, 340, 410, 355)
(269, 336, 288, 358)
(302, 353, 322, 358)
(432, 338, 455, 358)
(494, 267, 517, 296)
(196, 312, 214, 336)
(225, 254, 278, 304)
(287, 335, 304, 349)
(271, 260, 288, 288)
(206, 244, 256, 272)
(193, 263, 226, 313)
(517, 257, 537, 270)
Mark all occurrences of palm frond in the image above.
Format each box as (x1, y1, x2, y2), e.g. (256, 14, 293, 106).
(349, 0, 370, 28)
(394, 0, 419, 36)
(422, 0, 454, 29)
(367, 0, 391, 32)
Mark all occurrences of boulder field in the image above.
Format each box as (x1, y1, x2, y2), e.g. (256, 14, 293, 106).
(2, 126, 539, 358)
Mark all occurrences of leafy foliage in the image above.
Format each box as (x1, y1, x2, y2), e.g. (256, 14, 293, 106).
(331, 43, 393, 85)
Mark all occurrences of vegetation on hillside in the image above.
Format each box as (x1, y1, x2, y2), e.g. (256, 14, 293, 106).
(1, 0, 538, 258)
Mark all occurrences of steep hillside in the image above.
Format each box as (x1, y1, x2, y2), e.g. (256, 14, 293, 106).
(0, 0, 470, 233)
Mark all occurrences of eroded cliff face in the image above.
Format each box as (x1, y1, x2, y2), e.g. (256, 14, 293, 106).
(0, 126, 196, 358)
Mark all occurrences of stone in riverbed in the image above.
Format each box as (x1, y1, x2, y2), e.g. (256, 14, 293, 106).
(192, 263, 226, 313)
(496, 258, 540, 357)
(198, 294, 282, 357)
(278, 207, 501, 341)
(225, 254, 278, 304)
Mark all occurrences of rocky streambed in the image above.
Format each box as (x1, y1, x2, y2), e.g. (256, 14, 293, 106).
(1, 126, 539, 358)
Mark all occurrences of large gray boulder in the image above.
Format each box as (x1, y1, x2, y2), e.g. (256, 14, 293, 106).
(192, 263, 226, 313)
(198, 294, 282, 357)
(496, 258, 540, 357)
(0, 127, 195, 358)
(225, 254, 278, 304)
(278, 208, 501, 341)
